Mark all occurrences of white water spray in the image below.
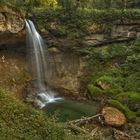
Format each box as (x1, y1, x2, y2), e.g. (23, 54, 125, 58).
(26, 20, 62, 108)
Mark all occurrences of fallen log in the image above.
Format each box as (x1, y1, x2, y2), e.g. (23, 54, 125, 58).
(68, 123, 89, 134)
(68, 114, 103, 125)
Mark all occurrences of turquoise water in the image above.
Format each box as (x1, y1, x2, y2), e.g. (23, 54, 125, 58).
(43, 99, 98, 122)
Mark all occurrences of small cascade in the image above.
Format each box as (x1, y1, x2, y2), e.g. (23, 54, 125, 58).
(25, 20, 62, 108)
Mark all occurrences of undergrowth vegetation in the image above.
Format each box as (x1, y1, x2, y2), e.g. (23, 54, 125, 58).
(85, 39, 140, 120)
(33, 8, 140, 41)
(0, 90, 77, 140)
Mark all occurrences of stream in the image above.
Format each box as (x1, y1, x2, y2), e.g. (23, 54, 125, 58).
(43, 99, 98, 122)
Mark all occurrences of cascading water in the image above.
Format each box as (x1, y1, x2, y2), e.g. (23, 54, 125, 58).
(26, 20, 61, 108)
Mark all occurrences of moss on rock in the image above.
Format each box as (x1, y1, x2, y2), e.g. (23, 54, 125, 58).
(107, 99, 137, 120)
(115, 92, 140, 111)
(96, 76, 123, 95)
(87, 84, 104, 97)
(115, 92, 140, 103)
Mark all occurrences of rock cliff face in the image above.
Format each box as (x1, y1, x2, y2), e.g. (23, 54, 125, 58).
(1, 5, 140, 96)
(43, 20, 140, 49)
(38, 20, 140, 95)
(82, 22, 140, 47)
(47, 48, 84, 96)
(0, 4, 83, 97)
(0, 4, 25, 47)
(0, 4, 27, 99)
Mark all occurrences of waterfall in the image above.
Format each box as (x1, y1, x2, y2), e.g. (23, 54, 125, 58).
(26, 20, 61, 108)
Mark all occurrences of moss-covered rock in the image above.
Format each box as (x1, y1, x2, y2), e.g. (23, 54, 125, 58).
(107, 99, 137, 120)
(87, 84, 104, 98)
(115, 92, 140, 103)
(96, 76, 123, 95)
(115, 92, 140, 111)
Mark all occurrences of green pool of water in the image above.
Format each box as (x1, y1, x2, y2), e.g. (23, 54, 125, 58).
(43, 99, 98, 122)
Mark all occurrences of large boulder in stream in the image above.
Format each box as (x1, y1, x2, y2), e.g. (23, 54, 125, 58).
(0, 3, 25, 47)
(102, 107, 126, 127)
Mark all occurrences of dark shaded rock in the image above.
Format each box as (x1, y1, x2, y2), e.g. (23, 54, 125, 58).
(47, 48, 84, 96)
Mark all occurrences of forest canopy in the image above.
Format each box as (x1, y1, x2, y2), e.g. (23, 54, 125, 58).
(1, 0, 140, 9)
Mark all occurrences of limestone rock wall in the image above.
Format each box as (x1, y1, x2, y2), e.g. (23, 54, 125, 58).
(0, 4, 24, 33)
(82, 21, 140, 47)
(47, 48, 84, 96)
(0, 4, 25, 47)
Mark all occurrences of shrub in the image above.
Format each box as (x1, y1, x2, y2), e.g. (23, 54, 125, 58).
(107, 44, 128, 59)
